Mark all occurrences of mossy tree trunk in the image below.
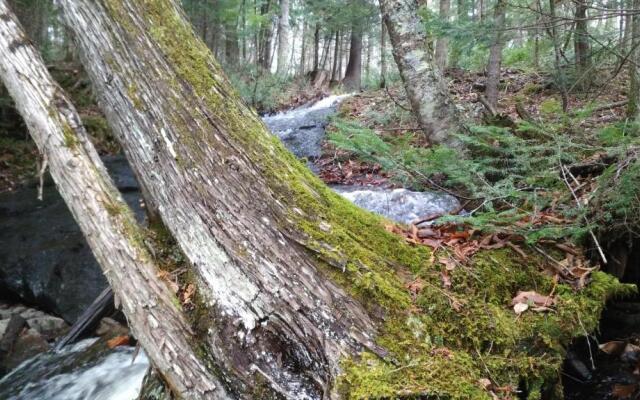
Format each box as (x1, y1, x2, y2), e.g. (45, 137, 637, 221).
(55, 0, 402, 398)
(379, 0, 463, 147)
(0, 2, 219, 397)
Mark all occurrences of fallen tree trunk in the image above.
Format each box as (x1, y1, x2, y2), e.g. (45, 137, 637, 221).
(4, 0, 630, 398)
(0, 3, 220, 397)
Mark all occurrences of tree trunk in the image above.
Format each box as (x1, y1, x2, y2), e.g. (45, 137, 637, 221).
(449, 0, 467, 68)
(313, 22, 320, 72)
(0, 2, 219, 397)
(435, 0, 451, 71)
(380, 20, 387, 88)
(549, 0, 569, 111)
(628, 0, 640, 118)
(331, 29, 340, 82)
(380, 0, 463, 147)
(299, 19, 307, 76)
(276, 0, 289, 75)
(574, 0, 591, 87)
(259, 0, 273, 71)
(55, 0, 384, 397)
(343, 26, 363, 91)
(484, 0, 506, 109)
(225, 21, 240, 66)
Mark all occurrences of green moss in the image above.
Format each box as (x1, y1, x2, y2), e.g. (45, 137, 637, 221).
(127, 83, 143, 110)
(102, 2, 636, 397)
(62, 121, 79, 149)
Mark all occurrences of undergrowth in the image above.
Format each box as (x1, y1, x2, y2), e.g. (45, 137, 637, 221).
(328, 109, 640, 245)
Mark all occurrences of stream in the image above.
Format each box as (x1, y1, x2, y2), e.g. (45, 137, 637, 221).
(0, 95, 630, 399)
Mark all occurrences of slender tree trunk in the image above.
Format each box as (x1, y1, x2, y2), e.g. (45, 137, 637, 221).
(331, 29, 340, 81)
(259, 0, 273, 71)
(313, 22, 320, 72)
(343, 26, 363, 91)
(276, 0, 289, 75)
(484, 0, 507, 109)
(449, 0, 467, 68)
(299, 19, 307, 76)
(435, 0, 451, 70)
(380, 20, 387, 88)
(628, 0, 640, 118)
(574, 0, 591, 88)
(225, 21, 240, 66)
(320, 33, 331, 70)
(0, 3, 219, 397)
(549, 0, 569, 111)
(365, 32, 372, 83)
(380, 0, 463, 147)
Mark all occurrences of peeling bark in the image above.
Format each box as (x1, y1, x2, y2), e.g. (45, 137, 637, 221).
(0, 2, 221, 398)
(379, 0, 463, 147)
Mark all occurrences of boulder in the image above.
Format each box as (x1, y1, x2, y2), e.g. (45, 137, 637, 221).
(0, 156, 144, 323)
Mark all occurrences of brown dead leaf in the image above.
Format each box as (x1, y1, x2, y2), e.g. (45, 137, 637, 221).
(599, 340, 626, 356)
(180, 283, 196, 305)
(612, 383, 637, 399)
(107, 335, 130, 348)
(511, 290, 556, 307)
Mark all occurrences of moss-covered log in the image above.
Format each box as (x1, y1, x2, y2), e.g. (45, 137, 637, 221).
(51, 0, 632, 399)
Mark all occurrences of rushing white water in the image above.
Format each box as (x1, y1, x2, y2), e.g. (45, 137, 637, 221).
(0, 339, 149, 400)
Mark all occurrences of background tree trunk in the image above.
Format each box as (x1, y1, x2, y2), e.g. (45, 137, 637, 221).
(380, 20, 387, 88)
(0, 3, 221, 397)
(484, 0, 507, 108)
(627, 0, 640, 118)
(276, 0, 289, 74)
(380, 0, 463, 147)
(343, 26, 363, 91)
(435, 0, 451, 70)
(574, 0, 591, 87)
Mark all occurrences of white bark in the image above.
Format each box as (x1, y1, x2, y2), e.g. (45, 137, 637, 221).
(55, 0, 380, 397)
(0, 3, 222, 398)
(276, 0, 290, 75)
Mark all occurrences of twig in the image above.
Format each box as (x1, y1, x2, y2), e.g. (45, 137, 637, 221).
(577, 313, 596, 370)
(560, 164, 608, 264)
(384, 85, 411, 112)
(37, 152, 48, 201)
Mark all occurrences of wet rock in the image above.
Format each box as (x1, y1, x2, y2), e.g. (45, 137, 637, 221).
(333, 186, 460, 224)
(95, 317, 128, 340)
(0, 156, 144, 323)
(25, 316, 68, 340)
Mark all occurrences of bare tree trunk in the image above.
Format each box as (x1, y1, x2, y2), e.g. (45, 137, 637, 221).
(549, 0, 569, 111)
(313, 22, 320, 72)
(343, 26, 363, 91)
(628, 0, 640, 118)
(331, 29, 340, 82)
(380, 0, 463, 147)
(574, 0, 591, 88)
(365, 32, 372, 83)
(484, 0, 507, 109)
(380, 20, 387, 88)
(225, 21, 240, 66)
(435, 0, 451, 70)
(276, 0, 289, 75)
(299, 19, 307, 76)
(0, 3, 219, 397)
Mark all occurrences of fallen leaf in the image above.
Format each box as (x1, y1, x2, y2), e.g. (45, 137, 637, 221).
(612, 383, 637, 399)
(511, 290, 556, 307)
(513, 302, 529, 315)
(599, 340, 626, 356)
(107, 335, 130, 348)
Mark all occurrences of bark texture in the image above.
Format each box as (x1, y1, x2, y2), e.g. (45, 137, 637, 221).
(434, 0, 450, 71)
(276, 0, 289, 74)
(56, 0, 399, 398)
(0, 3, 221, 398)
(342, 26, 363, 91)
(380, 0, 462, 147)
(484, 0, 506, 108)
